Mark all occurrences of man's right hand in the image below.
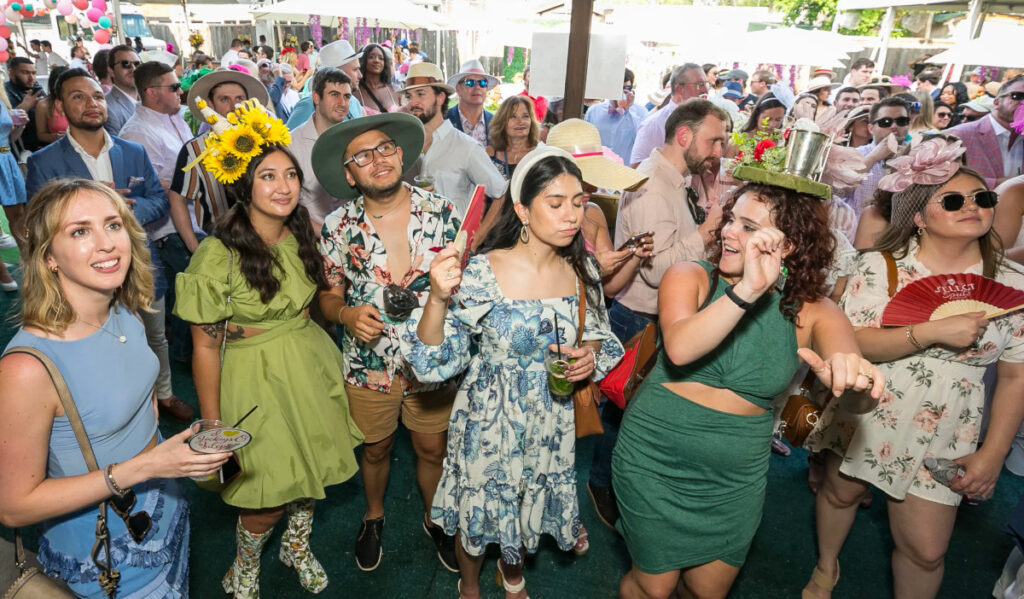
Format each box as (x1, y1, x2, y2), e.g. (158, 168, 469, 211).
(341, 304, 386, 343)
(698, 199, 724, 242)
(17, 90, 40, 111)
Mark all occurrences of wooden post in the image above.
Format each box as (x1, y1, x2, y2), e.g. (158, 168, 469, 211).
(562, 0, 593, 121)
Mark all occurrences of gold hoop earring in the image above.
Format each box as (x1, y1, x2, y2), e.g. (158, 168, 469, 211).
(519, 223, 530, 244)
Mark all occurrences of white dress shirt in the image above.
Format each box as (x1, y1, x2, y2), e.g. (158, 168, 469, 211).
(629, 98, 678, 165)
(421, 120, 507, 214)
(67, 130, 114, 183)
(988, 114, 1024, 179)
(119, 104, 201, 239)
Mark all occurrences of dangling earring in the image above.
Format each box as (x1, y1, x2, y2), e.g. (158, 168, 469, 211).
(775, 260, 789, 292)
(519, 222, 530, 244)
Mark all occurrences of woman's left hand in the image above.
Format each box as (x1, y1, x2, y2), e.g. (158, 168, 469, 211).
(798, 348, 885, 400)
(552, 344, 596, 382)
(951, 449, 1003, 500)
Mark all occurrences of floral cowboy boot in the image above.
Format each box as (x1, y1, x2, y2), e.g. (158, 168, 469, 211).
(222, 518, 272, 599)
(279, 498, 329, 593)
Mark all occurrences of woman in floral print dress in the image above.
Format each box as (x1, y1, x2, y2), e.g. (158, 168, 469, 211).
(804, 137, 1024, 599)
(401, 147, 624, 599)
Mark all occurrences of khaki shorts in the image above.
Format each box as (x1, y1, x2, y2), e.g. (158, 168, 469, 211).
(345, 382, 456, 444)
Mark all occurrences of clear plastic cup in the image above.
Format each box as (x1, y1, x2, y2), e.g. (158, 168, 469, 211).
(413, 174, 435, 190)
(188, 418, 228, 481)
(545, 349, 574, 401)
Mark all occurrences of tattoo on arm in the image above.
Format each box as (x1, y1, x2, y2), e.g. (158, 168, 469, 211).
(199, 323, 222, 339)
(225, 325, 245, 341)
(198, 322, 247, 341)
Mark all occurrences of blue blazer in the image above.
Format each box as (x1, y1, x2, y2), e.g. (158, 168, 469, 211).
(26, 135, 168, 227)
(446, 106, 493, 140)
(25, 135, 170, 297)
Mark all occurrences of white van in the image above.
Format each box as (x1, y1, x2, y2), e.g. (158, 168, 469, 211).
(19, 1, 165, 60)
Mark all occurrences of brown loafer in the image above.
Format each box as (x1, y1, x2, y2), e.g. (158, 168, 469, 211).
(158, 395, 195, 422)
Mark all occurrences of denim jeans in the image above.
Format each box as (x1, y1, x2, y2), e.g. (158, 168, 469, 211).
(155, 233, 202, 362)
(589, 300, 655, 488)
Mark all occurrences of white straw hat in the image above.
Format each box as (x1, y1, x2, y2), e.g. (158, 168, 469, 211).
(546, 119, 648, 192)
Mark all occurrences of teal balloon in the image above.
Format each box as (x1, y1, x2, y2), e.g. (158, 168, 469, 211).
(10, 3, 21, 11)
(24, 4, 32, 11)
(97, 15, 110, 28)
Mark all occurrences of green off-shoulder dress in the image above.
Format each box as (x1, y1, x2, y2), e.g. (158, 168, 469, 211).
(175, 235, 364, 509)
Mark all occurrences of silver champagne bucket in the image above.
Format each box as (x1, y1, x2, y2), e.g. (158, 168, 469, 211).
(785, 129, 830, 180)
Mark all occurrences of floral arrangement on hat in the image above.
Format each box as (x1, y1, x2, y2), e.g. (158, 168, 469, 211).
(877, 136, 966, 193)
(284, 34, 298, 47)
(891, 74, 913, 88)
(730, 118, 787, 173)
(189, 31, 204, 49)
(184, 98, 291, 183)
(237, 34, 251, 45)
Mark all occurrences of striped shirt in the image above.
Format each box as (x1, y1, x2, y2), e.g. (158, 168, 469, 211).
(170, 134, 233, 232)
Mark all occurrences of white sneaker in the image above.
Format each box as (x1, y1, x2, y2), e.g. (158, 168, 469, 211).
(0, 234, 16, 250)
(1, 280, 17, 292)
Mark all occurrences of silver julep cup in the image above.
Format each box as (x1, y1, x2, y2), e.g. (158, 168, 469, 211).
(784, 129, 830, 180)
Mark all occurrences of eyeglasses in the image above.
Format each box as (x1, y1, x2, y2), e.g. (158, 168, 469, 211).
(872, 116, 911, 128)
(344, 140, 399, 167)
(1000, 91, 1024, 101)
(682, 81, 709, 90)
(930, 190, 999, 211)
(108, 489, 153, 544)
(461, 78, 489, 88)
(118, 60, 142, 69)
(149, 83, 182, 92)
(622, 85, 633, 92)
(935, 112, 952, 119)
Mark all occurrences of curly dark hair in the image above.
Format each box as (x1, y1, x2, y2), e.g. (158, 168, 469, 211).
(216, 146, 327, 302)
(706, 183, 835, 321)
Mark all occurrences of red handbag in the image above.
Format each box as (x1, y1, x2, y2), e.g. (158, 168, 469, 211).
(598, 322, 658, 409)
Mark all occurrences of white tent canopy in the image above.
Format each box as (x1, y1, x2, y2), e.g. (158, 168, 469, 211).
(250, 0, 448, 30)
(927, 32, 1024, 67)
(728, 28, 863, 66)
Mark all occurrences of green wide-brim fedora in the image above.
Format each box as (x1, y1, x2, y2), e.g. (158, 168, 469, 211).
(312, 112, 426, 200)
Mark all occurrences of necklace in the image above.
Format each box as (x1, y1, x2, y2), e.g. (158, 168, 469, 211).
(79, 311, 126, 343)
(365, 200, 406, 220)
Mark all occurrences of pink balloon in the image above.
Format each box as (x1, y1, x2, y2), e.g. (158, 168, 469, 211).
(92, 27, 109, 44)
(84, 6, 99, 21)
(0, 25, 9, 38)
(56, 1, 70, 15)
(90, 0, 103, 10)
(0, 38, 7, 53)
(71, 0, 87, 9)
(0, 10, 4, 24)
(63, 11, 73, 22)
(0, 51, 9, 63)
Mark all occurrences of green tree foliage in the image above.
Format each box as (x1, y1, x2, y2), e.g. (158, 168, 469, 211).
(772, 0, 907, 37)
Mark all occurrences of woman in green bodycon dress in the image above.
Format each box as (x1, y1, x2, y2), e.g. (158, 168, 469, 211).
(176, 145, 363, 598)
(612, 182, 886, 599)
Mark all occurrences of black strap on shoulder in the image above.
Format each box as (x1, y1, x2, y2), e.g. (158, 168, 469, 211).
(697, 268, 720, 312)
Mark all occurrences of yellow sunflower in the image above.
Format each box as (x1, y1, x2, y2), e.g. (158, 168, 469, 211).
(203, 150, 249, 184)
(217, 124, 264, 159)
(263, 119, 291, 146)
(241, 108, 274, 136)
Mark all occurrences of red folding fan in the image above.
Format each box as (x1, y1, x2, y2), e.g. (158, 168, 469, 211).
(881, 273, 1024, 326)
(453, 185, 486, 269)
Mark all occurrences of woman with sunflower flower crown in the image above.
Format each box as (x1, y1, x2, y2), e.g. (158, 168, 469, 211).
(174, 101, 363, 598)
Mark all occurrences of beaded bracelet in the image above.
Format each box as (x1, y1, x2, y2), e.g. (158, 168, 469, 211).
(105, 463, 129, 497)
(905, 324, 925, 350)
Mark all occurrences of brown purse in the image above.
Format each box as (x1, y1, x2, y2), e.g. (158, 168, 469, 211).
(572, 278, 604, 438)
(2, 347, 120, 599)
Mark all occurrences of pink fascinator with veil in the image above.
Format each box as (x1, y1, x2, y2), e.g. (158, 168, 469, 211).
(1012, 104, 1024, 135)
(877, 137, 966, 193)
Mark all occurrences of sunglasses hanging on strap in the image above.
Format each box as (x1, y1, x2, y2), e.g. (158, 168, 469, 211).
(685, 187, 706, 225)
(2, 347, 122, 598)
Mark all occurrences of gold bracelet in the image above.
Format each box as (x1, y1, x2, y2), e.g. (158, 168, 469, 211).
(906, 324, 925, 350)
(105, 463, 129, 497)
(337, 305, 347, 324)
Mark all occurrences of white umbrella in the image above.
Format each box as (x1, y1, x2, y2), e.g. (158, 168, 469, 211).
(728, 27, 862, 66)
(927, 34, 1024, 69)
(250, 0, 448, 30)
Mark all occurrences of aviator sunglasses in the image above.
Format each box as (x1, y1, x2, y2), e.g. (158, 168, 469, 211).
(461, 78, 490, 88)
(930, 190, 999, 211)
(118, 60, 142, 69)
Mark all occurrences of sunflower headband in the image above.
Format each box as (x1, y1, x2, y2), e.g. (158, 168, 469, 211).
(183, 98, 291, 184)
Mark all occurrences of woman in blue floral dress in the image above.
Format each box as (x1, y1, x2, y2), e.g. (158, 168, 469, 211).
(401, 147, 623, 599)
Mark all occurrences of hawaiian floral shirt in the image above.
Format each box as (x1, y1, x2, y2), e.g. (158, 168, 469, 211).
(320, 184, 462, 394)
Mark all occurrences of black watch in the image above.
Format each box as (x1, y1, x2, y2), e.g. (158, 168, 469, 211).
(724, 284, 755, 311)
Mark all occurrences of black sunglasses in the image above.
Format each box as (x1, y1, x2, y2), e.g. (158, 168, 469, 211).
(1000, 91, 1024, 102)
(872, 116, 911, 128)
(150, 83, 183, 92)
(109, 489, 153, 544)
(118, 60, 142, 69)
(931, 190, 998, 211)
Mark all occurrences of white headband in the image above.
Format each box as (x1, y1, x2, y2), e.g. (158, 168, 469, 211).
(509, 146, 577, 204)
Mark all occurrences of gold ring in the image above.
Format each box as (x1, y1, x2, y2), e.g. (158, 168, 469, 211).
(859, 370, 873, 380)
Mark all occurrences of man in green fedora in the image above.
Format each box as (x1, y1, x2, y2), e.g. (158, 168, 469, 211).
(313, 112, 462, 574)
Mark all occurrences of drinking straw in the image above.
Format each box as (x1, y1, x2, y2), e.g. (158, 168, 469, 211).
(554, 313, 562, 360)
(232, 405, 259, 428)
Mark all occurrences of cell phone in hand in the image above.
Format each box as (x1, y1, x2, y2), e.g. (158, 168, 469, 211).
(617, 231, 652, 252)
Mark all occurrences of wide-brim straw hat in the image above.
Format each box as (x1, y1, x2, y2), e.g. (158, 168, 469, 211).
(311, 112, 425, 200)
(805, 75, 841, 94)
(546, 118, 647, 192)
(319, 39, 362, 68)
(399, 62, 455, 95)
(446, 59, 500, 89)
(857, 75, 898, 91)
(186, 70, 270, 122)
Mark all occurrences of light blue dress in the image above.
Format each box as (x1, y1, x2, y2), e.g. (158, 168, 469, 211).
(5, 306, 190, 598)
(401, 254, 624, 564)
(0, 102, 27, 206)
